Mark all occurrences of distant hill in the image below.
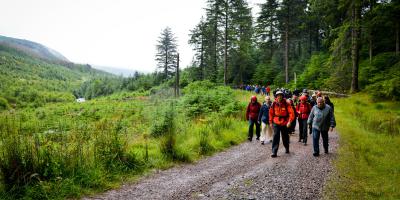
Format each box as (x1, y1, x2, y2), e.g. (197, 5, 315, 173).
(0, 36, 114, 109)
(0, 35, 69, 63)
(92, 65, 139, 77)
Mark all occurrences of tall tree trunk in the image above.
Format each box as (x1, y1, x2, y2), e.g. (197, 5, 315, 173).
(315, 25, 319, 51)
(270, 21, 274, 59)
(200, 37, 204, 80)
(285, 28, 289, 84)
(298, 41, 301, 58)
(224, 0, 228, 85)
(351, 2, 361, 93)
(369, 33, 373, 64)
(165, 49, 168, 80)
(396, 22, 399, 56)
(175, 53, 180, 97)
(213, 4, 219, 82)
(308, 21, 312, 55)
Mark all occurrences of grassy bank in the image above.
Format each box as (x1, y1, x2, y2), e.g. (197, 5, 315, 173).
(0, 82, 249, 199)
(325, 94, 400, 199)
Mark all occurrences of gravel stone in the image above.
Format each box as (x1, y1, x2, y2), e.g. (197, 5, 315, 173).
(84, 128, 338, 200)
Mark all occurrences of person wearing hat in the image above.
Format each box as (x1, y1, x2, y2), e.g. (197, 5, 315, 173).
(296, 95, 312, 145)
(246, 95, 261, 141)
(307, 97, 336, 156)
(269, 91, 295, 157)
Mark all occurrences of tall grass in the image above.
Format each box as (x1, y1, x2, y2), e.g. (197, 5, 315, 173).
(0, 113, 143, 199)
(0, 86, 249, 199)
(324, 94, 400, 199)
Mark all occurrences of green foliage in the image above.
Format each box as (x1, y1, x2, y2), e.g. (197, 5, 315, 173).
(324, 94, 400, 199)
(297, 53, 330, 89)
(359, 53, 400, 101)
(180, 81, 241, 118)
(0, 97, 9, 110)
(150, 103, 176, 137)
(0, 89, 249, 199)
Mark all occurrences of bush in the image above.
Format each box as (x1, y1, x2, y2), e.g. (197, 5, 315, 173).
(150, 104, 176, 137)
(180, 81, 240, 118)
(365, 60, 400, 101)
(0, 97, 9, 110)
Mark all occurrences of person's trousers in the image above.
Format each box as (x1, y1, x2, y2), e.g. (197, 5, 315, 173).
(261, 122, 273, 142)
(298, 118, 308, 143)
(248, 119, 260, 140)
(312, 128, 329, 154)
(271, 124, 289, 155)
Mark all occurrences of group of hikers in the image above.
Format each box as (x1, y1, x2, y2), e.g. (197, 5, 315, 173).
(246, 88, 336, 157)
(241, 84, 272, 96)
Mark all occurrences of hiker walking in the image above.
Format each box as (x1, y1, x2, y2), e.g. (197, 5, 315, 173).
(246, 96, 261, 141)
(258, 96, 273, 145)
(296, 95, 312, 145)
(269, 91, 295, 157)
(307, 97, 336, 156)
(323, 96, 334, 113)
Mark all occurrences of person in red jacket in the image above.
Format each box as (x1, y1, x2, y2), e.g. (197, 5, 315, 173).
(266, 85, 271, 96)
(269, 91, 295, 157)
(246, 96, 261, 141)
(296, 95, 312, 145)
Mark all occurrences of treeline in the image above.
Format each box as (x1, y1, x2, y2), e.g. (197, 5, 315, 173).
(175, 0, 399, 99)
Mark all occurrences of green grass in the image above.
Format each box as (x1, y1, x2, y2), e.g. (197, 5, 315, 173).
(324, 93, 400, 199)
(0, 86, 249, 199)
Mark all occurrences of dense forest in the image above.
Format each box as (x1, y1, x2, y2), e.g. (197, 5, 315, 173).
(186, 0, 399, 97)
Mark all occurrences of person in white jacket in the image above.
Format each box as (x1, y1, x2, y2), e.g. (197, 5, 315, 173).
(258, 96, 273, 145)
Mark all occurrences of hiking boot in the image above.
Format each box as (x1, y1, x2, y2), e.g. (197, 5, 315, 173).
(256, 137, 260, 141)
(303, 143, 307, 146)
(261, 141, 264, 145)
(285, 149, 289, 154)
(313, 153, 319, 157)
(271, 154, 277, 158)
(248, 138, 252, 142)
(324, 150, 329, 154)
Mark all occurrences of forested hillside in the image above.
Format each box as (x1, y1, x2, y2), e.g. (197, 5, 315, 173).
(0, 41, 112, 109)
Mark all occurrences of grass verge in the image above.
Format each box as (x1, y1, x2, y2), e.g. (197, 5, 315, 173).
(324, 93, 400, 199)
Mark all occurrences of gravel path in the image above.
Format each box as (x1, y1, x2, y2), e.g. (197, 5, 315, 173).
(85, 129, 338, 200)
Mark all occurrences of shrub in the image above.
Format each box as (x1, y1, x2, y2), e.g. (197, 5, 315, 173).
(0, 97, 9, 110)
(180, 81, 240, 118)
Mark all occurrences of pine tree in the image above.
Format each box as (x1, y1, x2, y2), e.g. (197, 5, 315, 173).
(155, 27, 178, 80)
(256, 0, 279, 61)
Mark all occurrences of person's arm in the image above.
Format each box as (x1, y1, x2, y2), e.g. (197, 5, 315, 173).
(307, 107, 314, 125)
(258, 105, 263, 122)
(246, 104, 250, 121)
(287, 104, 295, 127)
(269, 104, 274, 127)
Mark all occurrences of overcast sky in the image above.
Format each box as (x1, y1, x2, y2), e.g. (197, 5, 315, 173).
(0, 0, 262, 73)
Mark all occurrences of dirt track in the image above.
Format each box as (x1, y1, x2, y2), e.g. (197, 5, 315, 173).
(85, 130, 338, 200)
